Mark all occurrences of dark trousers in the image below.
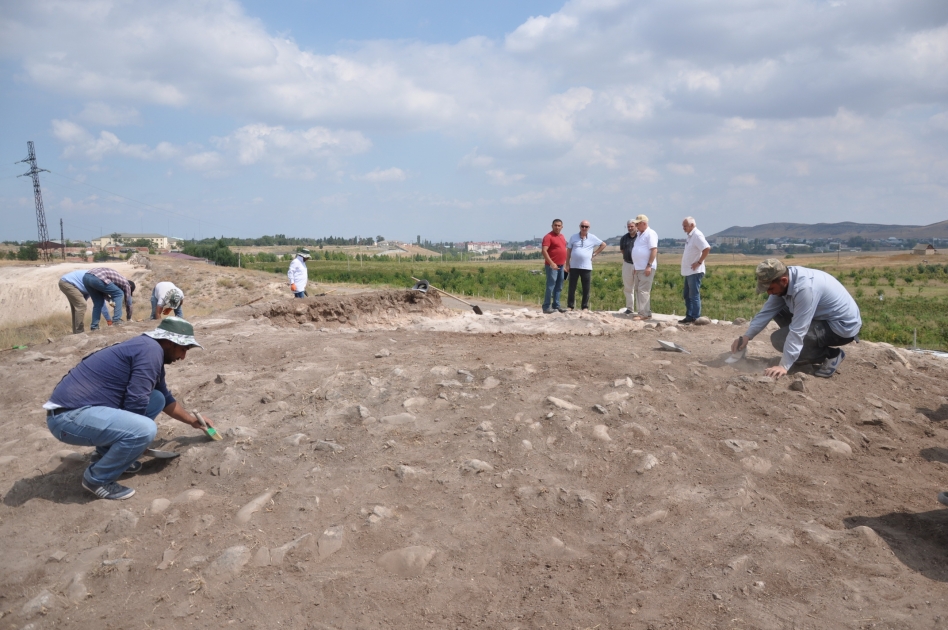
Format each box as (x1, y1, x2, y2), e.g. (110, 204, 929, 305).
(770, 307, 855, 364)
(567, 269, 592, 310)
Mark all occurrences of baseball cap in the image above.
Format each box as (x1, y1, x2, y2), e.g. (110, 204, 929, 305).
(755, 258, 788, 293)
(634, 214, 649, 224)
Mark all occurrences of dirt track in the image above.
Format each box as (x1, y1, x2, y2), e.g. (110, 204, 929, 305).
(1, 258, 948, 629)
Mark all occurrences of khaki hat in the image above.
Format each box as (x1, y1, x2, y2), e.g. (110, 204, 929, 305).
(634, 214, 649, 224)
(143, 316, 203, 349)
(755, 258, 788, 293)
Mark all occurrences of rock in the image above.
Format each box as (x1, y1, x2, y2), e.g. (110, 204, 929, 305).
(284, 433, 308, 446)
(603, 391, 629, 403)
(883, 347, 911, 368)
(636, 453, 659, 473)
(733, 317, 748, 325)
(253, 547, 271, 567)
(66, 573, 88, 603)
(260, 394, 274, 404)
(521, 440, 533, 450)
(105, 509, 139, 535)
(592, 425, 611, 441)
(317, 525, 345, 560)
(224, 426, 257, 438)
(380, 413, 417, 425)
(49, 550, 68, 562)
(548, 396, 581, 411)
(789, 379, 806, 392)
(741, 456, 772, 474)
(269, 533, 311, 565)
(357, 405, 371, 419)
(378, 546, 437, 578)
(593, 404, 608, 415)
(150, 498, 171, 514)
(545, 536, 583, 559)
(314, 440, 345, 452)
(476, 421, 494, 432)
(723, 439, 758, 453)
(482, 376, 500, 389)
(0, 455, 17, 466)
(207, 546, 251, 580)
(21, 590, 55, 617)
(403, 397, 428, 410)
(235, 490, 275, 524)
(623, 422, 651, 437)
(457, 369, 475, 381)
(172, 489, 205, 504)
(694, 317, 711, 325)
(461, 459, 493, 473)
(157, 548, 178, 570)
(395, 465, 426, 479)
(637, 509, 668, 525)
(375, 349, 392, 358)
(214, 374, 227, 384)
(276, 401, 290, 411)
(373, 505, 395, 519)
(726, 384, 742, 394)
(816, 439, 852, 456)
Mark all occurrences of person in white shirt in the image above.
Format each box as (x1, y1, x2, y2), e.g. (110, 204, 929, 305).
(287, 249, 312, 297)
(564, 221, 606, 310)
(630, 214, 658, 320)
(679, 217, 711, 324)
(151, 281, 185, 320)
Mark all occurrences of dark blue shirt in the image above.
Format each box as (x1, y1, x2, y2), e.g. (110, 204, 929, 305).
(49, 335, 176, 415)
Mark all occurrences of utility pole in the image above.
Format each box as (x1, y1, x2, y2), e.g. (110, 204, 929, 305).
(16, 141, 51, 262)
(60, 218, 65, 261)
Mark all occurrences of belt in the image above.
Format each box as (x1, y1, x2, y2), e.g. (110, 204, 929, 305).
(46, 408, 73, 417)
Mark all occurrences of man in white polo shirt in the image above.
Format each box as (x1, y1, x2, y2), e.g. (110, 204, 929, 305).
(630, 214, 658, 321)
(564, 220, 606, 310)
(679, 216, 711, 324)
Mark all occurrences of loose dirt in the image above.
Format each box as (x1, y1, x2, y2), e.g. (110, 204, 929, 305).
(1, 256, 948, 629)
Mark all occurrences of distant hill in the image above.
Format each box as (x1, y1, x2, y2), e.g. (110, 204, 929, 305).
(710, 220, 948, 241)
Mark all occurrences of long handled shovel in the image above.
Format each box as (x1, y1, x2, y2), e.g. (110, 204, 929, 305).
(411, 277, 484, 315)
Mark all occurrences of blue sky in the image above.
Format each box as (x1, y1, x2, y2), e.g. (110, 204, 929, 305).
(1, 0, 946, 244)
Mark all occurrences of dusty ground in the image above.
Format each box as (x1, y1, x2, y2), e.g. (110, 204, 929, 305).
(1, 258, 948, 629)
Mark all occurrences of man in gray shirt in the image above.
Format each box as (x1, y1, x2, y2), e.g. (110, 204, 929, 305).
(730, 259, 861, 379)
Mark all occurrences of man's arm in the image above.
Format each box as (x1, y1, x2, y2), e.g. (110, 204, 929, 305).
(593, 242, 607, 257)
(644, 247, 657, 276)
(691, 246, 710, 271)
(161, 400, 215, 430)
(542, 243, 555, 267)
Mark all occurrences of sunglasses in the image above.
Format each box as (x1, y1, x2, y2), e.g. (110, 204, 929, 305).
(580, 225, 590, 228)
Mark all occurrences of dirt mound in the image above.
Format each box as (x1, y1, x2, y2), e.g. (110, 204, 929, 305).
(252, 289, 443, 327)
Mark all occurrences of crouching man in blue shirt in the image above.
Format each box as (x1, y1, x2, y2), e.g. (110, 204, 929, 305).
(44, 317, 217, 500)
(731, 259, 862, 380)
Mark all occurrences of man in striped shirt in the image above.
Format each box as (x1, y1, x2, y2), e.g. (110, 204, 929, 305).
(82, 268, 135, 329)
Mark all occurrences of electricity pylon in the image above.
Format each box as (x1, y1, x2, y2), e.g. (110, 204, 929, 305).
(17, 141, 51, 262)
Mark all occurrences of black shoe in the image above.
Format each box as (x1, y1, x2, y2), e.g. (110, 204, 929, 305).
(679, 317, 696, 324)
(556, 307, 567, 313)
(82, 479, 135, 500)
(543, 308, 554, 314)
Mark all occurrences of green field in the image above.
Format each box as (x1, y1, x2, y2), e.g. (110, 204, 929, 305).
(247, 258, 948, 350)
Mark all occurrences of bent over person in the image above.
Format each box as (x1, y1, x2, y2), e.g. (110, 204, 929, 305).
(731, 259, 861, 379)
(44, 317, 216, 500)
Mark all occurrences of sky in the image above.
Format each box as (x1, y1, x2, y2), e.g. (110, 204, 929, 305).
(1, 0, 947, 244)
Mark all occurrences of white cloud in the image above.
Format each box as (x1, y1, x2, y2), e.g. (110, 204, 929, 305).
(51, 119, 180, 161)
(213, 124, 371, 166)
(459, 148, 494, 169)
(357, 167, 406, 183)
(182, 152, 223, 171)
(667, 163, 695, 175)
(77, 102, 140, 126)
(931, 112, 948, 131)
(730, 174, 759, 187)
(505, 13, 579, 52)
(486, 169, 525, 185)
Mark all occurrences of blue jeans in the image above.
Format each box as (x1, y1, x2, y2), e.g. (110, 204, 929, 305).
(293, 291, 307, 298)
(150, 295, 183, 319)
(83, 273, 125, 329)
(543, 265, 564, 310)
(683, 272, 704, 320)
(47, 390, 166, 485)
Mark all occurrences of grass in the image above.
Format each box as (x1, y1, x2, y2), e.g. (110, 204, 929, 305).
(0, 313, 75, 350)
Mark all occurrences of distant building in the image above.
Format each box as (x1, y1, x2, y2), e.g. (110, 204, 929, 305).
(913, 243, 937, 255)
(467, 241, 502, 253)
(713, 236, 749, 245)
(91, 233, 177, 250)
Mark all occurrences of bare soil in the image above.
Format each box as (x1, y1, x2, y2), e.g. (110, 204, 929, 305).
(1, 257, 948, 629)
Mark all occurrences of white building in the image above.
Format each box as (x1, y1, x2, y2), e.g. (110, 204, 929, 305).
(91, 233, 178, 250)
(466, 241, 502, 253)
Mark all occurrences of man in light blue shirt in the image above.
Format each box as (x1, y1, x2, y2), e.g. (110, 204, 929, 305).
(58, 269, 111, 333)
(731, 259, 861, 379)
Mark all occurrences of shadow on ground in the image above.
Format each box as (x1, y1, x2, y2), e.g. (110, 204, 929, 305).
(918, 404, 948, 423)
(920, 447, 948, 464)
(844, 509, 948, 582)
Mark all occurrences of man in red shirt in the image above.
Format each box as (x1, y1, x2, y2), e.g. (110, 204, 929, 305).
(542, 219, 568, 314)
